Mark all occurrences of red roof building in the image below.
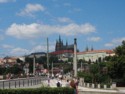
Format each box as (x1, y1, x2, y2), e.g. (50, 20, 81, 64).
(50, 50, 74, 61)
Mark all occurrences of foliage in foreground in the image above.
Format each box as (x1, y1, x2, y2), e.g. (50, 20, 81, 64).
(0, 87, 74, 94)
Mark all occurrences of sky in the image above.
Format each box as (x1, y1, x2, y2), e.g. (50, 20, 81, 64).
(0, 0, 125, 57)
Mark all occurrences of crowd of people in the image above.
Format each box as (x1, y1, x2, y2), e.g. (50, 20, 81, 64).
(47, 74, 79, 94)
(55, 77, 79, 94)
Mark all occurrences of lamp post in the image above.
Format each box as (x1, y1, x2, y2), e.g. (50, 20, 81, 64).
(81, 61, 83, 72)
(51, 62, 54, 78)
(33, 54, 36, 76)
(47, 37, 49, 76)
(73, 38, 77, 77)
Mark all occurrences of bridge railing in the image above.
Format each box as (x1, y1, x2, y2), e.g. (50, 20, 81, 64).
(0, 76, 46, 89)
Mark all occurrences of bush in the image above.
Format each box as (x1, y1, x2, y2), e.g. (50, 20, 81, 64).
(78, 72, 92, 83)
(0, 87, 74, 94)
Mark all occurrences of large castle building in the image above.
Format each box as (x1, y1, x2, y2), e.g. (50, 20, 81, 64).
(55, 36, 74, 51)
(50, 36, 74, 60)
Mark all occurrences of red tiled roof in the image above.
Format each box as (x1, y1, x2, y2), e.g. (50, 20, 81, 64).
(50, 50, 73, 55)
(77, 50, 114, 55)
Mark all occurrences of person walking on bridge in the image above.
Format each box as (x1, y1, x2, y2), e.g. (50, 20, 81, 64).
(70, 79, 78, 94)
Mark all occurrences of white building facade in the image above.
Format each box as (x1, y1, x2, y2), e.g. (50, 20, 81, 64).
(77, 50, 115, 62)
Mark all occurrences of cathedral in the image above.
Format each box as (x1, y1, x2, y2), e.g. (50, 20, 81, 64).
(50, 36, 74, 60)
(55, 36, 74, 51)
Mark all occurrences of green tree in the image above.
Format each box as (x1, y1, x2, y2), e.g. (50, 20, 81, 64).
(10, 64, 24, 75)
(107, 40, 125, 83)
(114, 41, 125, 56)
(0, 66, 6, 75)
(90, 64, 99, 83)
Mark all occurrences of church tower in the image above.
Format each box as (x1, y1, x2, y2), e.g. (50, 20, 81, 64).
(55, 35, 64, 51)
(91, 46, 94, 51)
(55, 40, 59, 51)
(55, 35, 74, 52)
(85, 46, 89, 51)
(66, 40, 68, 50)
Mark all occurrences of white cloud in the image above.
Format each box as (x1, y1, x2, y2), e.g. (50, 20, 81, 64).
(87, 37, 101, 42)
(112, 37, 125, 44)
(17, 3, 45, 17)
(10, 47, 29, 56)
(104, 43, 114, 47)
(6, 23, 42, 39)
(0, 0, 15, 3)
(2, 44, 14, 49)
(6, 23, 96, 39)
(57, 17, 73, 23)
(105, 37, 125, 47)
(31, 45, 55, 53)
(8, 44, 55, 56)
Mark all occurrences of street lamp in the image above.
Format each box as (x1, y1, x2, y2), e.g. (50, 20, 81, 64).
(73, 38, 77, 77)
(81, 61, 83, 72)
(47, 37, 50, 77)
(51, 62, 54, 78)
(33, 54, 36, 76)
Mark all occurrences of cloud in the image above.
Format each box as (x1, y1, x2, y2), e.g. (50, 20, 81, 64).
(6, 23, 96, 39)
(9, 45, 55, 56)
(87, 37, 101, 42)
(10, 47, 29, 56)
(104, 43, 114, 47)
(105, 37, 125, 47)
(2, 44, 14, 49)
(112, 37, 125, 44)
(6, 23, 42, 39)
(57, 17, 73, 23)
(31, 45, 55, 53)
(0, 0, 15, 3)
(17, 3, 45, 17)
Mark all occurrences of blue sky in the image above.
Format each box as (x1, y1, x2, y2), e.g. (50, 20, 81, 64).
(0, 0, 125, 57)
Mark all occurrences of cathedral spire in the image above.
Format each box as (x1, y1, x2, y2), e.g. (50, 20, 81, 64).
(66, 40, 68, 46)
(59, 35, 61, 43)
(85, 46, 89, 51)
(91, 46, 94, 51)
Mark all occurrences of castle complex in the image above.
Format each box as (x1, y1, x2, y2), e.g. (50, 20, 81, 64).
(55, 35, 74, 52)
(50, 36, 74, 60)
(51, 36, 115, 62)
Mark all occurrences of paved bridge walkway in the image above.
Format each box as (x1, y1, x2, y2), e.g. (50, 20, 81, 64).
(41, 78, 125, 94)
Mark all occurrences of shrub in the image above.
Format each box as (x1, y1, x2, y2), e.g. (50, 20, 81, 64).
(0, 87, 74, 94)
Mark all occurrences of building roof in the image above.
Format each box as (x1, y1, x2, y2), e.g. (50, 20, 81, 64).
(4, 56, 17, 60)
(31, 52, 46, 55)
(50, 50, 73, 55)
(77, 50, 114, 55)
(27, 52, 46, 58)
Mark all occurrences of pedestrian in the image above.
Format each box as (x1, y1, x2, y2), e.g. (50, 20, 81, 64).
(56, 79, 62, 87)
(65, 79, 70, 87)
(70, 79, 77, 94)
(47, 76, 50, 86)
(75, 78, 79, 94)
